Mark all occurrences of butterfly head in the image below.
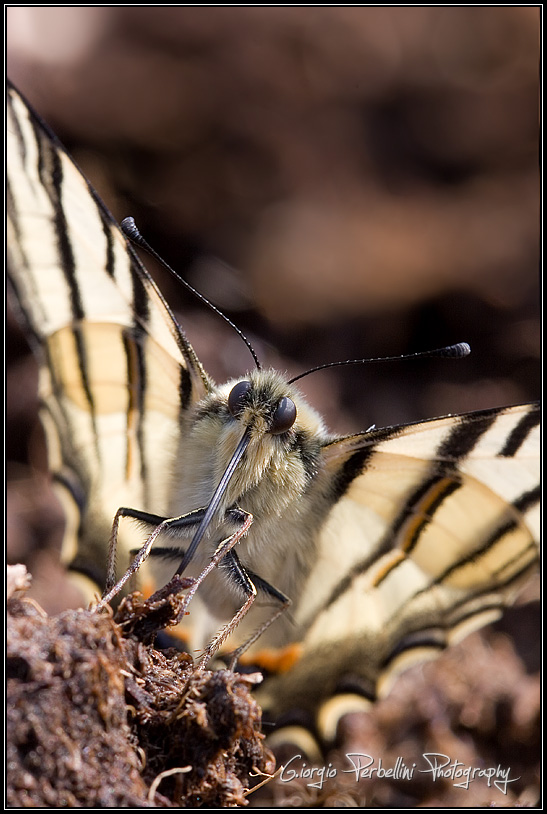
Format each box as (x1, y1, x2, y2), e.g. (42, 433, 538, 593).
(221, 367, 325, 445)
(227, 372, 296, 436)
(171, 368, 327, 574)
(180, 370, 325, 514)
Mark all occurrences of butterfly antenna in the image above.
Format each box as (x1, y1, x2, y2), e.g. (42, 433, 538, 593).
(121, 217, 262, 370)
(288, 342, 471, 384)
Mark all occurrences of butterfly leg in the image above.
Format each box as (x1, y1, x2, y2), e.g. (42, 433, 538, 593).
(99, 506, 207, 609)
(171, 509, 254, 628)
(198, 548, 291, 671)
(98, 505, 254, 611)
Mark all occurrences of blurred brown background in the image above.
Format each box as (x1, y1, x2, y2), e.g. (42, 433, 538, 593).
(8, 7, 540, 405)
(6, 7, 541, 806)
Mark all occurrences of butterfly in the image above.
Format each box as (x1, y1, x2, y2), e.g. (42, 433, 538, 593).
(7, 81, 540, 741)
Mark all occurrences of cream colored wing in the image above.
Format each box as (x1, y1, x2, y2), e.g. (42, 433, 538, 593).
(259, 402, 540, 726)
(7, 82, 211, 588)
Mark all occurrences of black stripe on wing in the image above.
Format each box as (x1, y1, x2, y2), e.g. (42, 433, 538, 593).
(322, 404, 539, 613)
(382, 541, 539, 674)
(7, 81, 210, 396)
(499, 407, 540, 457)
(121, 329, 148, 488)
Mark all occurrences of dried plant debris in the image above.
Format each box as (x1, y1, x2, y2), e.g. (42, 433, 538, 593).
(7, 564, 538, 809)
(6, 565, 275, 808)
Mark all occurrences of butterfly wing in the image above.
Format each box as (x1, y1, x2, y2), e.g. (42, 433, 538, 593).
(7, 83, 212, 588)
(258, 402, 540, 727)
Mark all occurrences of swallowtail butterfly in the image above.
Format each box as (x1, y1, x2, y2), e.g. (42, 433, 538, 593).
(7, 81, 540, 738)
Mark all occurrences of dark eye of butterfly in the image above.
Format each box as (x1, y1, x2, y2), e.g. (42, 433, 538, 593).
(228, 380, 252, 417)
(270, 396, 297, 435)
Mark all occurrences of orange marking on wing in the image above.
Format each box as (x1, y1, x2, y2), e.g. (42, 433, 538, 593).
(372, 550, 406, 586)
(141, 578, 156, 599)
(240, 643, 303, 674)
(164, 624, 191, 648)
(400, 476, 457, 554)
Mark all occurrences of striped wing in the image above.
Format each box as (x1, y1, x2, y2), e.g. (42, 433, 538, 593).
(259, 402, 540, 725)
(7, 82, 211, 587)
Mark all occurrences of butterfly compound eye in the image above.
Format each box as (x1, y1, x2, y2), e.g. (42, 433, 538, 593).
(270, 397, 297, 435)
(228, 380, 252, 417)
